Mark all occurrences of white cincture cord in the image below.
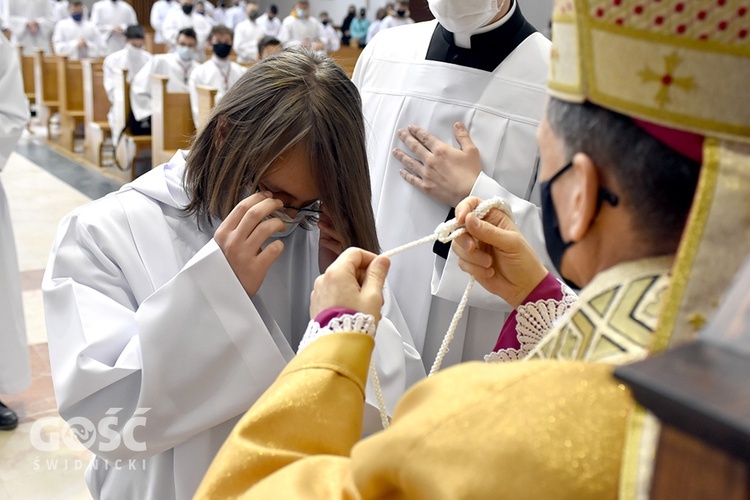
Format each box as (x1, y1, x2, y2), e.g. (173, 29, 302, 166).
(370, 196, 512, 428)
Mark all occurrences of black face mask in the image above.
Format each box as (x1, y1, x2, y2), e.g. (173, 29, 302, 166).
(540, 161, 619, 290)
(396, 9, 406, 17)
(182, 4, 193, 14)
(321, 19, 329, 25)
(212, 42, 232, 58)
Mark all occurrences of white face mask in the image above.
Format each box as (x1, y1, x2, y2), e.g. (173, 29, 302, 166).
(176, 45, 194, 61)
(427, 0, 503, 34)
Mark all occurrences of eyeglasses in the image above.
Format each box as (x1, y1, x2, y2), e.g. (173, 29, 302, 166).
(270, 200, 323, 230)
(547, 161, 619, 208)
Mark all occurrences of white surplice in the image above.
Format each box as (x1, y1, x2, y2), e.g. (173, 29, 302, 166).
(43, 152, 423, 499)
(3, 0, 55, 54)
(89, 0, 137, 55)
(233, 18, 264, 62)
(0, 36, 31, 395)
(149, 0, 178, 44)
(130, 53, 197, 122)
(161, 9, 212, 54)
(103, 44, 152, 136)
(188, 56, 245, 126)
(52, 16, 106, 60)
(378, 14, 414, 31)
(277, 15, 327, 48)
(353, 19, 552, 371)
(256, 12, 280, 37)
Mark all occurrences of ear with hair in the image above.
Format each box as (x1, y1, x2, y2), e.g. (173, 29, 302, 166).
(566, 152, 601, 243)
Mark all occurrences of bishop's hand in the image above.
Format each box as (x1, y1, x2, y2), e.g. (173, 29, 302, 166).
(310, 248, 390, 323)
(393, 122, 483, 207)
(453, 196, 548, 309)
(214, 191, 286, 298)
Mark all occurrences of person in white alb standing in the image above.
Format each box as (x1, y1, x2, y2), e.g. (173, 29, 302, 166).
(150, 0, 179, 44)
(90, 0, 138, 55)
(2, 0, 55, 55)
(52, 0, 107, 60)
(353, 0, 552, 370)
(188, 24, 246, 126)
(255, 4, 280, 37)
(0, 34, 31, 432)
(233, 3, 264, 62)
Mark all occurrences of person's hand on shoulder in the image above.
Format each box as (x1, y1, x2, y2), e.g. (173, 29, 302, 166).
(214, 191, 286, 297)
(310, 248, 390, 323)
(453, 197, 548, 309)
(393, 121, 482, 207)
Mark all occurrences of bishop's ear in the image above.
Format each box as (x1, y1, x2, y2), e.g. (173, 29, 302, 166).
(566, 152, 602, 243)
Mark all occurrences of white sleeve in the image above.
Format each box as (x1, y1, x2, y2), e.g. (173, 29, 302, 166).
(43, 211, 289, 461)
(277, 19, 290, 45)
(86, 24, 107, 58)
(431, 171, 552, 310)
(129, 59, 154, 122)
(52, 23, 79, 58)
(188, 69, 200, 127)
(0, 36, 29, 170)
(102, 56, 117, 104)
(233, 25, 258, 62)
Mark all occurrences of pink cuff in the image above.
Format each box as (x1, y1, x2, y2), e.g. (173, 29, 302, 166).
(315, 307, 360, 328)
(493, 273, 563, 352)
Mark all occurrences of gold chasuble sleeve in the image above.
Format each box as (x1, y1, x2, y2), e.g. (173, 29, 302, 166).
(196, 333, 633, 499)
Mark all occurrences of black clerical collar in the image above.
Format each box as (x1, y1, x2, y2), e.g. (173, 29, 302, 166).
(425, 0, 538, 72)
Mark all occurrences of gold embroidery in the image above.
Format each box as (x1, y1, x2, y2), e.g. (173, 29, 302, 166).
(638, 52, 696, 108)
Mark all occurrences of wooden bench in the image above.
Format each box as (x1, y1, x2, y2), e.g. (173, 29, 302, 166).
(616, 341, 750, 499)
(56, 55, 86, 151)
(17, 45, 36, 107)
(195, 85, 217, 134)
(151, 74, 194, 167)
(113, 68, 152, 180)
(144, 32, 168, 55)
(33, 49, 59, 139)
(82, 59, 110, 166)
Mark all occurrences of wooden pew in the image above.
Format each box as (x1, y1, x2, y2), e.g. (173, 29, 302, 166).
(82, 59, 110, 166)
(33, 49, 59, 139)
(56, 55, 86, 151)
(195, 85, 217, 134)
(330, 45, 363, 78)
(151, 74, 194, 167)
(616, 341, 750, 499)
(113, 68, 152, 180)
(17, 45, 36, 107)
(144, 32, 168, 55)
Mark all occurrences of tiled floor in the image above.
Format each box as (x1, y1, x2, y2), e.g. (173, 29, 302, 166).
(0, 130, 126, 499)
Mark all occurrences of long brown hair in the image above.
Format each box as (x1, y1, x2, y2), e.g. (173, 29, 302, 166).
(183, 48, 379, 252)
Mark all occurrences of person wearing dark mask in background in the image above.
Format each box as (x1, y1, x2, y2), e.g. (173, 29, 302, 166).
(163, 0, 213, 54)
(234, 2, 264, 62)
(340, 4, 355, 46)
(318, 11, 340, 52)
(213, 0, 229, 25)
(379, 0, 413, 30)
(349, 7, 370, 48)
(188, 24, 246, 126)
(52, 0, 106, 60)
(257, 4, 281, 37)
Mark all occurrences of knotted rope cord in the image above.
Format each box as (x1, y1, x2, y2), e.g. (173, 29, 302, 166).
(370, 196, 512, 429)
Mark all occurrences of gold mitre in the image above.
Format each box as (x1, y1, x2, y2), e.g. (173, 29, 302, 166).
(549, 3, 750, 497)
(549, 0, 750, 141)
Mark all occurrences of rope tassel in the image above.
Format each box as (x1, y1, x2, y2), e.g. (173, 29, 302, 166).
(372, 196, 512, 428)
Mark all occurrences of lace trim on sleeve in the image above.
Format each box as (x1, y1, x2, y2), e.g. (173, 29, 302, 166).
(485, 284, 577, 363)
(297, 312, 377, 353)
